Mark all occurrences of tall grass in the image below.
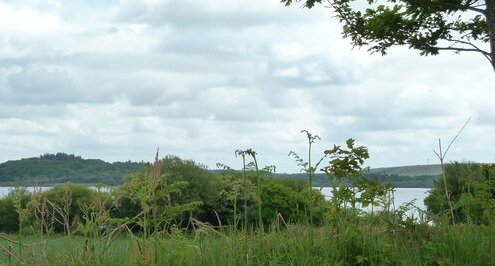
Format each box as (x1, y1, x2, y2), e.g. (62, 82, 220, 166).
(1, 218, 494, 265)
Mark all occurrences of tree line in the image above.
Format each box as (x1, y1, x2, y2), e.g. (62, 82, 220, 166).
(0, 152, 439, 187)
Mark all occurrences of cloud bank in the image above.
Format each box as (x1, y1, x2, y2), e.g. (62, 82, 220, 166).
(0, 0, 493, 172)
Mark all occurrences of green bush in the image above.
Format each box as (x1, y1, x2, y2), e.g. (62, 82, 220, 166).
(424, 162, 495, 224)
(161, 156, 224, 225)
(35, 184, 105, 233)
(260, 181, 308, 224)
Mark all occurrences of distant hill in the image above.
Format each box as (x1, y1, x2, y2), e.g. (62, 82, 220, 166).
(0, 153, 145, 186)
(369, 164, 441, 177)
(0, 153, 441, 188)
(272, 164, 441, 188)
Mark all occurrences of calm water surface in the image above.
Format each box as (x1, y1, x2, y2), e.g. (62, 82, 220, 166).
(0, 186, 52, 197)
(319, 187, 429, 211)
(0, 186, 107, 198)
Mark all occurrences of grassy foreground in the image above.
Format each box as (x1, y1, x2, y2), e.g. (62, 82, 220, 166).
(1, 219, 494, 266)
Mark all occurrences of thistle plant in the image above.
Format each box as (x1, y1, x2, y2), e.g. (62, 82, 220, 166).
(235, 149, 249, 232)
(245, 149, 263, 231)
(216, 162, 241, 228)
(289, 130, 327, 245)
(235, 148, 270, 232)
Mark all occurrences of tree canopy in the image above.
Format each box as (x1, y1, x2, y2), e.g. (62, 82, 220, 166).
(281, 0, 495, 72)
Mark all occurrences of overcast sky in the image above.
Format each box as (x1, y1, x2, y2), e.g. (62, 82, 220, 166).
(0, 0, 494, 173)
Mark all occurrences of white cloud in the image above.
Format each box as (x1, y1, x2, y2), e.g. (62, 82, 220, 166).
(274, 66, 301, 78)
(0, 0, 493, 172)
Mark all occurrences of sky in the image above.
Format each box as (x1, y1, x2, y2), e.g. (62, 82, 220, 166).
(0, 0, 494, 173)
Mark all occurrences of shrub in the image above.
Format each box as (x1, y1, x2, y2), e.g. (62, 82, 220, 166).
(424, 162, 495, 224)
(161, 156, 224, 225)
(34, 184, 104, 233)
(260, 181, 308, 224)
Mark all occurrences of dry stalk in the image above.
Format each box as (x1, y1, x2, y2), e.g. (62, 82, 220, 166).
(433, 117, 471, 224)
(0, 244, 21, 264)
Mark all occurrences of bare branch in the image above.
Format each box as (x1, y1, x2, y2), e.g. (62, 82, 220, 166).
(448, 39, 491, 56)
(443, 117, 472, 157)
(463, 5, 486, 13)
(436, 47, 492, 62)
(447, 38, 491, 62)
(436, 46, 488, 54)
(432, 149, 442, 160)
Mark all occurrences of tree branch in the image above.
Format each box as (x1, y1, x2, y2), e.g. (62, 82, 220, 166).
(448, 38, 491, 56)
(464, 6, 486, 14)
(403, 0, 486, 14)
(444, 38, 492, 62)
(437, 46, 485, 53)
(435, 46, 492, 62)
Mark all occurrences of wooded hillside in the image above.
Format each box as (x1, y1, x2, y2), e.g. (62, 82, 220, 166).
(0, 153, 144, 185)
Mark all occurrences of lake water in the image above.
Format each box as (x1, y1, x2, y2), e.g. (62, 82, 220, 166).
(318, 187, 429, 211)
(0, 186, 106, 198)
(0, 186, 52, 197)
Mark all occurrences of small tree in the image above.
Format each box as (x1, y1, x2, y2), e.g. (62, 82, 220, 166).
(323, 138, 370, 213)
(323, 139, 392, 215)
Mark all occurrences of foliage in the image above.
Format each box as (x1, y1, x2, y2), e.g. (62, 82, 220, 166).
(216, 173, 257, 226)
(281, 0, 495, 71)
(261, 181, 324, 225)
(269, 177, 307, 192)
(324, 139, 367, 208)
(113, 153, 202, 237)
(215, 173, 325, 227)
(32, 184, 106, 234)
(160, 156, 223, 226)
(424, 161, 495, 224)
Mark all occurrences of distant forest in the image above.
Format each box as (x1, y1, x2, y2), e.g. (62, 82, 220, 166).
(271, 173, 438, 188)
(273, 164, 441, 188)
(0, 153, 440, 187)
